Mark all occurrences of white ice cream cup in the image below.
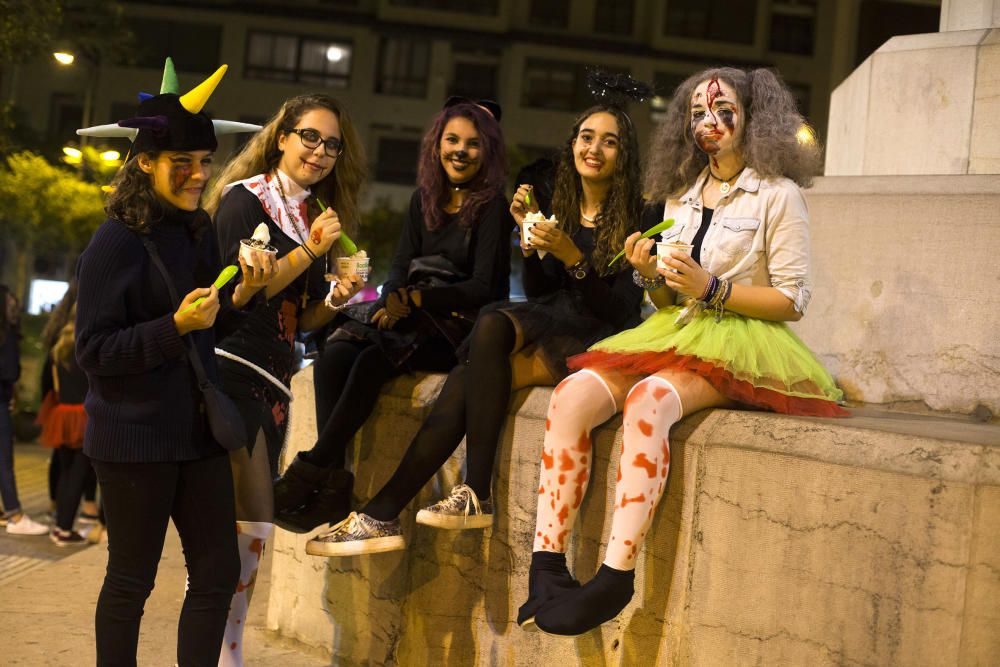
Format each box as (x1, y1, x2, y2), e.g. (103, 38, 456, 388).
(657, 241, 694, 272)
(239, 239, 277, 269)
(336, 256, 371, 281)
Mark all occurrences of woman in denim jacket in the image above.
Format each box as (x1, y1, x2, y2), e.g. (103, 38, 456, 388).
(519, 67, 847, 636)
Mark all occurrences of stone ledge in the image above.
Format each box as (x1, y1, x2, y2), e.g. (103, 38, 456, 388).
(266, 367, 1000, 666)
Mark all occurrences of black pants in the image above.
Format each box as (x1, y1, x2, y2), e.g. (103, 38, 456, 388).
(91, 454, 239, 667)
(54, 447, 94, 531)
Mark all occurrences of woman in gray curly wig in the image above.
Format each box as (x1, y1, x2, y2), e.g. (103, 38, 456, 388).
(520, 67, 845, 637)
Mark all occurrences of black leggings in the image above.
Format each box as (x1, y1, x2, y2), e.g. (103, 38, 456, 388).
(364, 312, 517, 519)
(54, 447, 94, 531)
(306, 337, 458, 469)
(49, 449, 97, 505)
(92, 454, 239, 667)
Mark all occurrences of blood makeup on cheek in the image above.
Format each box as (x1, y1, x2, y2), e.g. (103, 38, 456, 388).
(170, 164, 192, 193)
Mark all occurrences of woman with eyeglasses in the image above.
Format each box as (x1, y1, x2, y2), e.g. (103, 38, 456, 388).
(204, 93, 367, 666)
(271, 101, 511, 548)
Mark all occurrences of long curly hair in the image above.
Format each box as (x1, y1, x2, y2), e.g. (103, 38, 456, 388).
(41, 279, 78, 353)
(106, 154, 166, 234)
(203, 94, 367, 242)
(645, 67, 821, 201)
(551, 105, 643, 276)
(416, 103, 506, 231)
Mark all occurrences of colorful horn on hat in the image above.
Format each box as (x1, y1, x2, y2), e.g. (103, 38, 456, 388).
(213, 120, 263, 135)
(76, 123, 139, 140)
(160, 57, 180, 95)
(179, 64, 227, 114)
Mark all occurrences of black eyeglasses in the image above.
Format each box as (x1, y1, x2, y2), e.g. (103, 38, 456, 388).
(287, 128, 343, 157)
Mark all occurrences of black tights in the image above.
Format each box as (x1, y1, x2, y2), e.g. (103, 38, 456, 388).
(365, 312, 517, 520)
(54, 447, 93, 531)
(306, 337, 457, 469)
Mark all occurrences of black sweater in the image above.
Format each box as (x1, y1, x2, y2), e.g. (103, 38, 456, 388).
(75, 209, 246, 463)
(378, 191, 512, 312)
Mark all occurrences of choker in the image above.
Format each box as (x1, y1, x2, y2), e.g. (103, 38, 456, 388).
(450, 180, 472, 191)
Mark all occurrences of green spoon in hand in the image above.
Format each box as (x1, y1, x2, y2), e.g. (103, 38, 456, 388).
(180, 265, 239, 314)
(607, 218, 675, 267)
(316, 198, 359, 255)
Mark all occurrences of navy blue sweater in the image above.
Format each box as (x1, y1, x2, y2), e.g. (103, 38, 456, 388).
(75, 209, 245, 463)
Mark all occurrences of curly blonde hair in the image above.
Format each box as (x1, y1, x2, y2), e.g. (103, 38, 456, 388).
(645, 67, 821, 201)
(203, 94, 367, 241)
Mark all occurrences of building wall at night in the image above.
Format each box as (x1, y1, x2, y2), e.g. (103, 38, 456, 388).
(3, 0, 940, 209)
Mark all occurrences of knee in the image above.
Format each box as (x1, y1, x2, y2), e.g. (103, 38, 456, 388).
(470, 311, 514, 354)
(188, 541, 240, 596)
(623, 376, 682, 420)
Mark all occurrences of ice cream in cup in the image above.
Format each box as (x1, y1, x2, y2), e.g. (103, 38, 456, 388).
(336, 250, 370, 281)
(240, 223, 278, 269)
(657, 240, 694, 272)
(522, 211, 559, 258)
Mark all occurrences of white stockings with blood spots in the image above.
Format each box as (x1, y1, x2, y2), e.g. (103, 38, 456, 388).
(533, 370, 617, 553)
(604, 376, 680, 570)
(218, 521, 273, 667)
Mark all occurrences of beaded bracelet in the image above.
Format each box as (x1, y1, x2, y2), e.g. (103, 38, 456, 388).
(710, 278, 733, 322)
(700, 275, 719, 302)
(300, 243, 318, 261)
(632, 269, 666, 291)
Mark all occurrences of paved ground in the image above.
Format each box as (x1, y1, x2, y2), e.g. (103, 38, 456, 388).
(0, 442, 330, 665)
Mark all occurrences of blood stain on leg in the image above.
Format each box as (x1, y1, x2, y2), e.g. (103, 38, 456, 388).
(621, 492, 647, 508)
(637, 419, 653, 437)
(557, 504, 569, 525)
(542, 449, 554, 469)
(633, 452, 657, 477)
(558, 450, 574, 471)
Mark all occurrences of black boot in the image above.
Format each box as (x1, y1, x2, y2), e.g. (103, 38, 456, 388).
(534, 564, 635, 636)
(274, 469, 354, 534)
(517, 551, 581, 628)
(273, 453, 329, 515)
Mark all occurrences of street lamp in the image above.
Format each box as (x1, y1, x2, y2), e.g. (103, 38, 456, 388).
(52, 49, 99, 147)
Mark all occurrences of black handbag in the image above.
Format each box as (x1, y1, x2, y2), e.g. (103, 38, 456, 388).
(140, 238, 249, 452)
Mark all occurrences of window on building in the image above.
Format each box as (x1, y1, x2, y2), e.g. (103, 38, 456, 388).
(375, 136, 422, 185)
(594, 0, 634, 36)
(49, 93, 82, 145)
(855, 0, 939, 66)
(769, 0, 816, 55)
(245, 31, 352, 87)
(649, 71, 691, 122)
(376, 37, 431, 98)
(663, 0, 757, 45)
(449, 45, 501, 102)
(522, 60, 629, 111)
(529, 0, 571, 28)
(388, 0, 498, 15)
(129, 18, 222, 73)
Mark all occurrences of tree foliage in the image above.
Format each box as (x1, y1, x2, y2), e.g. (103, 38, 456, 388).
(0, 151, 105, 254)
(0, 0, 62, 65)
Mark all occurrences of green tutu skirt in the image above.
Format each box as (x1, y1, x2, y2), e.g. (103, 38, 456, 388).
(568, 305, 847, 417)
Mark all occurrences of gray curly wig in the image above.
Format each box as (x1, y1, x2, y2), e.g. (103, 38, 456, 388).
(644, 67, 821, 200)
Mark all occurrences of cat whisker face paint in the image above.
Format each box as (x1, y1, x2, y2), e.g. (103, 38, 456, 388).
(690, 77, 741, 168)
(439, 116, 482, 185)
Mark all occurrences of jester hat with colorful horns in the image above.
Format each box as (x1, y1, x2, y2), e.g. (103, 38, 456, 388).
(77, 57, 260, 152)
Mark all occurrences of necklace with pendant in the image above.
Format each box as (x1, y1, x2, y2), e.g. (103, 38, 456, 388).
(580, 205, 597, 223)
(713, 167, 745, 196)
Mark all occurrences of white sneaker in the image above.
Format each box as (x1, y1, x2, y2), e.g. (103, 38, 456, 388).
(6, 513, 49, 536)
(415, 484, 493, 529)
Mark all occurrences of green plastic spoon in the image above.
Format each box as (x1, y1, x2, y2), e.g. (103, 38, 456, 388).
(607, 218, 675, 267)
(316, 198, 358, 255)
(180, 265, 239, 314)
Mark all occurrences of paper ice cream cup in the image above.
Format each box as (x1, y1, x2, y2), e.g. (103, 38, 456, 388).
(657, 241, 694, 272)
(336, 256, 370, 281)
(239, 239, 277, 269)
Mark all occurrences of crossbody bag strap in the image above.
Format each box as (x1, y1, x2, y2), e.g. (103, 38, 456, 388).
(139, 236, 213, 387)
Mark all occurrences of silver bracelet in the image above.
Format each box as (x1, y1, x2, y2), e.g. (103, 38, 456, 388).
(632, 269, 665, 290)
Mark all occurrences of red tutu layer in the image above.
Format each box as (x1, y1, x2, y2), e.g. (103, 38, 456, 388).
(569, 350, 849, 418)
(37, 392, 87, 448)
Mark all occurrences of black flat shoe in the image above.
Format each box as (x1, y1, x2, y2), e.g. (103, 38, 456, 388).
(517, 551, 581, 629)
(534, 564, 635, 636)
(275, 469, 353, 534)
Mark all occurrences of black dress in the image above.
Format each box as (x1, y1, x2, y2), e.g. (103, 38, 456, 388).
(466, 211, 654, 379)
(328, 190, 512, 368)
(214, 186, 329, 472)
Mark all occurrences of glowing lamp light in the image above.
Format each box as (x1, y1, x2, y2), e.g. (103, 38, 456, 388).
(62, 146, 83, 159)
(326, 46, 344, 63)
(53, 52, 76, 65)
(796, 124, 816, 145)
(100, 150, 121, 162)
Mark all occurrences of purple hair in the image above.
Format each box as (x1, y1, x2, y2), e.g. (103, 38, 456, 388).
(416, 103, 506, 231)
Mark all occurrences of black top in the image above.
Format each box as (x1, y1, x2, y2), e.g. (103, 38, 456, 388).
(520, 222, 647, 333)
(75, 208, 247, 463)
(691, 207, 714, 266)
(214, 186, 328, 386)
(41, 355, 89, 405)
(377, 190, 512, 313)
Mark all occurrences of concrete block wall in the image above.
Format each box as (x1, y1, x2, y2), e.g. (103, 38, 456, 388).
(266, 367, 1000, 665)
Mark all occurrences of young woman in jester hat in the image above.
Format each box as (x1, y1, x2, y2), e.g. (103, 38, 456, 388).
(74, 61, 275, 665)
(519, 67, 847, 637)
(203, 93, 367, 666)
(308, 100, 650, 557)
(272, 102, 511, 542)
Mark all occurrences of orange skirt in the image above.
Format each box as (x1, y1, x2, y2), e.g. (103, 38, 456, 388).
(37, 392, 87, 448)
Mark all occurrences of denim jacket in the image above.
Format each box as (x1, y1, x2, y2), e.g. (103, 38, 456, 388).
(657, 166, 811, 313)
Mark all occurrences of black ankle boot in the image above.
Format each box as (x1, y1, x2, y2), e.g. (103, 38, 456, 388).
(273, 453, 329, 515)
(517, 551, 580, 627)
(274, 469, 354, 534)
(534, 564, 635, 636)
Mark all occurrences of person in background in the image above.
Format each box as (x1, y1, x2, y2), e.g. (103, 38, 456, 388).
(0, 285, 48, 536)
